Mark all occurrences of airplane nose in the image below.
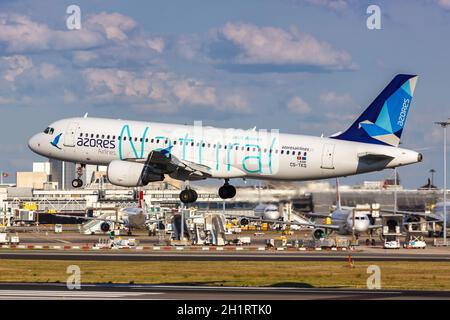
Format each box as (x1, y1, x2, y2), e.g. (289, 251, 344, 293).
(28, 134, 41, 152)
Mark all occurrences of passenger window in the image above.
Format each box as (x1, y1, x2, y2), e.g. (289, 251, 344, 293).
(173, 140, 177, 145)
(165, 140, 168, 144)
(107, 135, 110, 139)
(286, 151, 290, 155)
(124, 137, 127, 141)
(85, 133, 88, 137)
(79, 133, 83, 137)
(156, 139, 160, 143)
(281, 150, 284, 155)
(101, 135, 105, 139)
(191, 142, 194, 146)
(151, 139, 154, 143)
(134, 137, 137, 142)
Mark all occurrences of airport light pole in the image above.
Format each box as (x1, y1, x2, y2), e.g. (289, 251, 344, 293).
(435, 119, 450, 245)
(430, 169, 436, 188)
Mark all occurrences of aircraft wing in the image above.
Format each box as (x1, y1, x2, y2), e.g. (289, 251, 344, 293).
(53, 214, 124, 225)
(131, 149, 212, 179)
(53, 214, 163, 225)
(303, 212, 331, 218)
(368, 224, 383, 230)
(225, 215, 340, 231)
(381, 209, 442, 221)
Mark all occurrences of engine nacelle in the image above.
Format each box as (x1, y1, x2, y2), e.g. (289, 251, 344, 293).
(312, 228, 326, 240)
(239, 217, 249, 226)
(100, 222, 111, 232)
(107, 160, 163, 187)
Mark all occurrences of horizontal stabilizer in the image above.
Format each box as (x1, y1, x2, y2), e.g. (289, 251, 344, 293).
(357, 152, 394, 162)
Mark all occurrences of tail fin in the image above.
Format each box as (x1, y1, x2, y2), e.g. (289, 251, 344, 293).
(331, 74, 418, 147)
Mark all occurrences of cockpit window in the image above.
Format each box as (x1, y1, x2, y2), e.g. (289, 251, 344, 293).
(43, 127, 55, 135)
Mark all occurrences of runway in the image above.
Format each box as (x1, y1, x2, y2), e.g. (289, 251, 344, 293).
(1, 250, 450, 262)
(0, 283, 448, 300)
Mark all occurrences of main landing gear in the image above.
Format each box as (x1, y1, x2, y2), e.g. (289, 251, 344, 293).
(179, 188, 198, 204)
(72, 164, 85, 188)
(218, 180, 236, 200)
(178, 179, 237, 204)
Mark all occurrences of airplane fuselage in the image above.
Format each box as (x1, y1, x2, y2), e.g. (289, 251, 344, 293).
(28, 117, 421, 182)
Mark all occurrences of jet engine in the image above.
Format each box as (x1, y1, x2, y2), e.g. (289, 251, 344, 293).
(312, 228, 326, 240)
(107, 160, 163, 187)
(238, 217, 249, 226)
(100, 222, 111, 232)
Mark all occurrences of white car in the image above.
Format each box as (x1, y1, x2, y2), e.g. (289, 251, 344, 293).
(384, 239, 401, 249)
(404, 239, 427, 249)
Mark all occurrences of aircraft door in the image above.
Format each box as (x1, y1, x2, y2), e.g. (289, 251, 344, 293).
(63, 122, 78, 147)
(321, 143, 335, 169)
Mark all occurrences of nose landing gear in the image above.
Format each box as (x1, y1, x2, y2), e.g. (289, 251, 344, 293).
(71, 164, 86, 188)
(218, 180, 236, 199)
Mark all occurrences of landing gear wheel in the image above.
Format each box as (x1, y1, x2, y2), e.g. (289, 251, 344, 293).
(179, 189, 198, 204)
(218, 182, 236, 199)
(71, 178, 83, 188)
(371, 239, 376, 246)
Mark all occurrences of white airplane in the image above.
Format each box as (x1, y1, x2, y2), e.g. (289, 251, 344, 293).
(57, 207, 158, 235)
(306, 199, 380, 241)
(28, 74, 422, 204)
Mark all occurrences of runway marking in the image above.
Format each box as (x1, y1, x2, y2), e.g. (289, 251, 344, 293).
(55, 239, 72, 244)
(0, 290, 163, 300)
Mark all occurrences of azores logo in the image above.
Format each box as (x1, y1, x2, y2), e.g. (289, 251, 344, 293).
(160, 145, 173, 157)
(50, 133, 62, 150)
(358, 76, 417, 147)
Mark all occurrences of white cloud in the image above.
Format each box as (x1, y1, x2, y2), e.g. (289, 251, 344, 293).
(219, 23, 354, 69)
(146, 37, 165, 53)
(82, 68, 250, 114)
(223, 94, 252, 113)
(74, 51, 98, 63)
(85, 12, 137, 42)
(0, 96, 14, 105)
(319, 91, 354, 106)
(39, 63, 60, 80)
(0, 12, 163, 55)
(287, 96, 311, 114)
(63, 90, 76, 104)
(303, 0, 348, 10)
(436, 0, 450, 10)
(1, 55, 33, 82)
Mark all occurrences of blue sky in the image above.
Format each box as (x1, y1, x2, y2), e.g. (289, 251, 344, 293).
(0, 0, 449, 187)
